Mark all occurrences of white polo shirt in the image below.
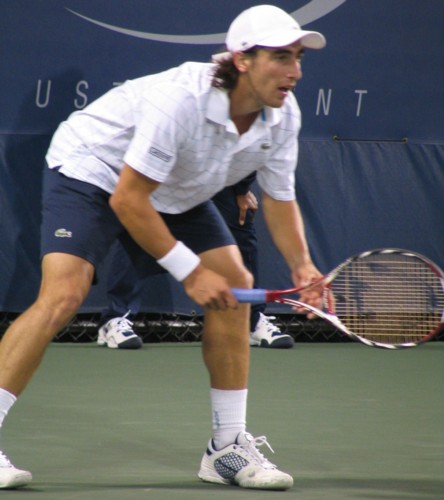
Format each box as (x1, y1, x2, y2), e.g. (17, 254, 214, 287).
(46, 62, 300, 214)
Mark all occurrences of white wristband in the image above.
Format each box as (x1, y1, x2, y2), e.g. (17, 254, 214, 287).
(157, 241, 201, 282)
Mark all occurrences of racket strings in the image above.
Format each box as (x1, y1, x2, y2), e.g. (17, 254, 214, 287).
(328, 255, 444, 344)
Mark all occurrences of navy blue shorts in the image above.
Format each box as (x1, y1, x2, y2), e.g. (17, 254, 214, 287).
(41, 168, 235, 280)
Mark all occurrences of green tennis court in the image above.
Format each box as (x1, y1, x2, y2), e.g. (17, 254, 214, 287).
(1, 342, 443, 499)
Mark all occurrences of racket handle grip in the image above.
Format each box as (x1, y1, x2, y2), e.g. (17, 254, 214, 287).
(232, 288, 266, 304)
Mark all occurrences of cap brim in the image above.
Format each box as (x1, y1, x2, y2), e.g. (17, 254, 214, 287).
(259, 29, 326, 50)
(298, 31, 326, 49)
(211, 29, 326, 63)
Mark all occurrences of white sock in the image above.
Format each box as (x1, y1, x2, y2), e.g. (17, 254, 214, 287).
(211, 388, 247, 450)
(0, 388, 16, 428)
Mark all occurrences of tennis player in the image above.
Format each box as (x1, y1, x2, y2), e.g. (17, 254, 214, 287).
(0, 5, 325, 490)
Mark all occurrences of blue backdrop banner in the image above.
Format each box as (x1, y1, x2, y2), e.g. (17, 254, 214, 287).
(1, 1, 443, 312)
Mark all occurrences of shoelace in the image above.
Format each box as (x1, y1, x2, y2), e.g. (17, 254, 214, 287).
(0, 451, 12, 467)
(112, 311, 134, 335)
(261, 315, 282, 336)
(236, 435, 277, 469)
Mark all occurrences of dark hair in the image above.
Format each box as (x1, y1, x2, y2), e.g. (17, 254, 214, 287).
(211, 48, 258, 90)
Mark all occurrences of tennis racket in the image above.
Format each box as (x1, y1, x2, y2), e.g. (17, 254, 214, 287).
(233, 248, 444, 349)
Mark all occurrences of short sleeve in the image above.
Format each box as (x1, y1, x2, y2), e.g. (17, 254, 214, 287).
(124, 84, 196, 181)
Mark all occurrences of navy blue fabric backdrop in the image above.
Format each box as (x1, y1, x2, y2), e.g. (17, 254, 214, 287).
(1, 1, 443, 313)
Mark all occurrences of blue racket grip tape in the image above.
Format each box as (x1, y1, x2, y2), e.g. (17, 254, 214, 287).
(232, 288, 267, 304)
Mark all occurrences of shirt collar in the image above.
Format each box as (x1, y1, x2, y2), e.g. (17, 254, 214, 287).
(206, 87, 283, 129)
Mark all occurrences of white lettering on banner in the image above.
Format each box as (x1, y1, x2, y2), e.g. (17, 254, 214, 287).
(33, 80, 368, 117)
(35, 79, 91, 110)
(316, 88, 332, 116)
(34, 80, 125, 111)
(74, 80, 89, 109)
(35, 80, 52, 108)
(355, 89, 367, 117)
(316, 88, 368, 117)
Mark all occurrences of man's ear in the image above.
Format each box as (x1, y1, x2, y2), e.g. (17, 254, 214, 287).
(232, 51, 251, 73)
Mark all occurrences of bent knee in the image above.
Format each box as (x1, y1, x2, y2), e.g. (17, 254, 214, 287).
(37, 289, 85, 325)
(232, 267, 254, 289)
(199, 245, 254, 289)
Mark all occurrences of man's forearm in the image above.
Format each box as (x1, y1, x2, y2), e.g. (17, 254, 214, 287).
(262, 193, 313, 271)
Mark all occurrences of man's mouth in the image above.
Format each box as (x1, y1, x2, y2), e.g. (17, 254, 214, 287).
(278, 86, 294, 97)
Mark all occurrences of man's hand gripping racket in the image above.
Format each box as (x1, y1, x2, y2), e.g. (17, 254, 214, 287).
(233, 248, 444, 349)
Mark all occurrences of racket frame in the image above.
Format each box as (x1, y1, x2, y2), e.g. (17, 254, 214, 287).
(233, 248, 444, 349)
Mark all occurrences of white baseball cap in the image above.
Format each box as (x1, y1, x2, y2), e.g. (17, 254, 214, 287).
(213, 4, 326, 62)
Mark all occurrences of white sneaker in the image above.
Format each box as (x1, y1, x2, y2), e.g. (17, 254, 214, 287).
(250, 313, 294, 349)
(97, 312, 142, 349)
(0, 451, 32, 489)
(198, 432, 293, 490)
